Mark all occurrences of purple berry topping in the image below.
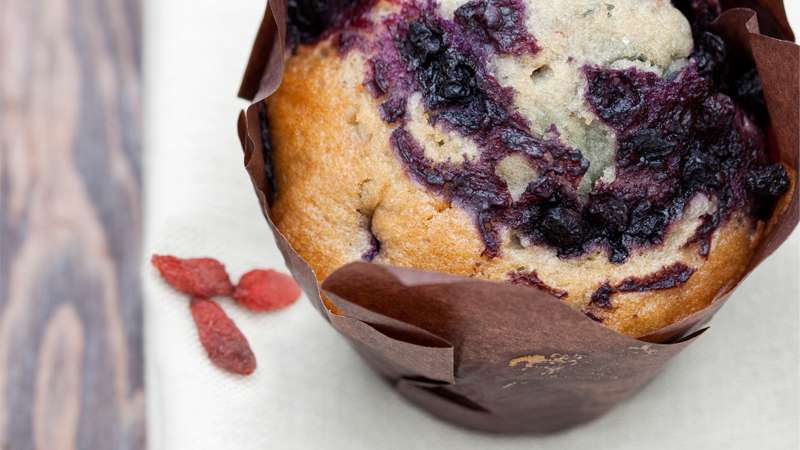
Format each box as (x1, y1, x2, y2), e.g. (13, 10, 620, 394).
(275, 0, 788, 264)
(286, 0, 376, 51)
(747, 164, 791, 198)
(454, 0, 540, 55)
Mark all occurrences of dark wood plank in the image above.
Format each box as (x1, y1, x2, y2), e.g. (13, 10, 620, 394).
(0, 0, 145, 448)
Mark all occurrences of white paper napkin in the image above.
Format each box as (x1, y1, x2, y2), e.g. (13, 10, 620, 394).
(143, 2, 800, 449)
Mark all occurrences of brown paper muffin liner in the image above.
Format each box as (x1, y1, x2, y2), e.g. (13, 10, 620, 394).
(236, 0, 799, 433)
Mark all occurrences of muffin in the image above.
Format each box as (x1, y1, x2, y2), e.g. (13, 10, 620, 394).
(263, 0, 790, 337)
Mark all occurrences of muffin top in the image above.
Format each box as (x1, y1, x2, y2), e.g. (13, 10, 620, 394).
(266, 0, 790, 335)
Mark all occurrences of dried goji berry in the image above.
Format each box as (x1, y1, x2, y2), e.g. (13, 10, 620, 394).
(233, 269, 302, 312)
(151, 254, 234, 297)
(190, 297, 256, 375)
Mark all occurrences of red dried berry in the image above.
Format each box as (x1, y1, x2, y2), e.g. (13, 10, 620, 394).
(151, 254, 235, 297)
(190, 297, 256, 375)
(233, 269, 302, 312)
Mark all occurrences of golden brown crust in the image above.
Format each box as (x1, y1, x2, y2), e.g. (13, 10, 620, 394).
(268, 41, 759, 338)
(597, 215, 757, 336)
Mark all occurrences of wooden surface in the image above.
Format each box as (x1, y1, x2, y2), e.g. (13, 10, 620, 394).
(0, 0, 145, 449)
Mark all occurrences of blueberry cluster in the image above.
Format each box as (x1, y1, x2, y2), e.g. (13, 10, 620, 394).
(584, 52, 787, 259)
(453, 0, 539, 55)
(402, 20, 507, 131)
(286, 0, 356, 44)
(286, 0, 376, 49)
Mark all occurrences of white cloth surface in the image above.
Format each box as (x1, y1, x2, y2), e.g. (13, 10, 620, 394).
(143, 2, 800, 449)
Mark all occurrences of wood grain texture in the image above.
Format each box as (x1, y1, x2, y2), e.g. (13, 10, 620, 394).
(0, 0, 144, 448)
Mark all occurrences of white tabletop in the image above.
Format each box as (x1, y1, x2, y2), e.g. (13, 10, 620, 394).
(144, 2, 800, 449)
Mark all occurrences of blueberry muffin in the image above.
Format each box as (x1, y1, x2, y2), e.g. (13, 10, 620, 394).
(263, 0, 790, 337)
